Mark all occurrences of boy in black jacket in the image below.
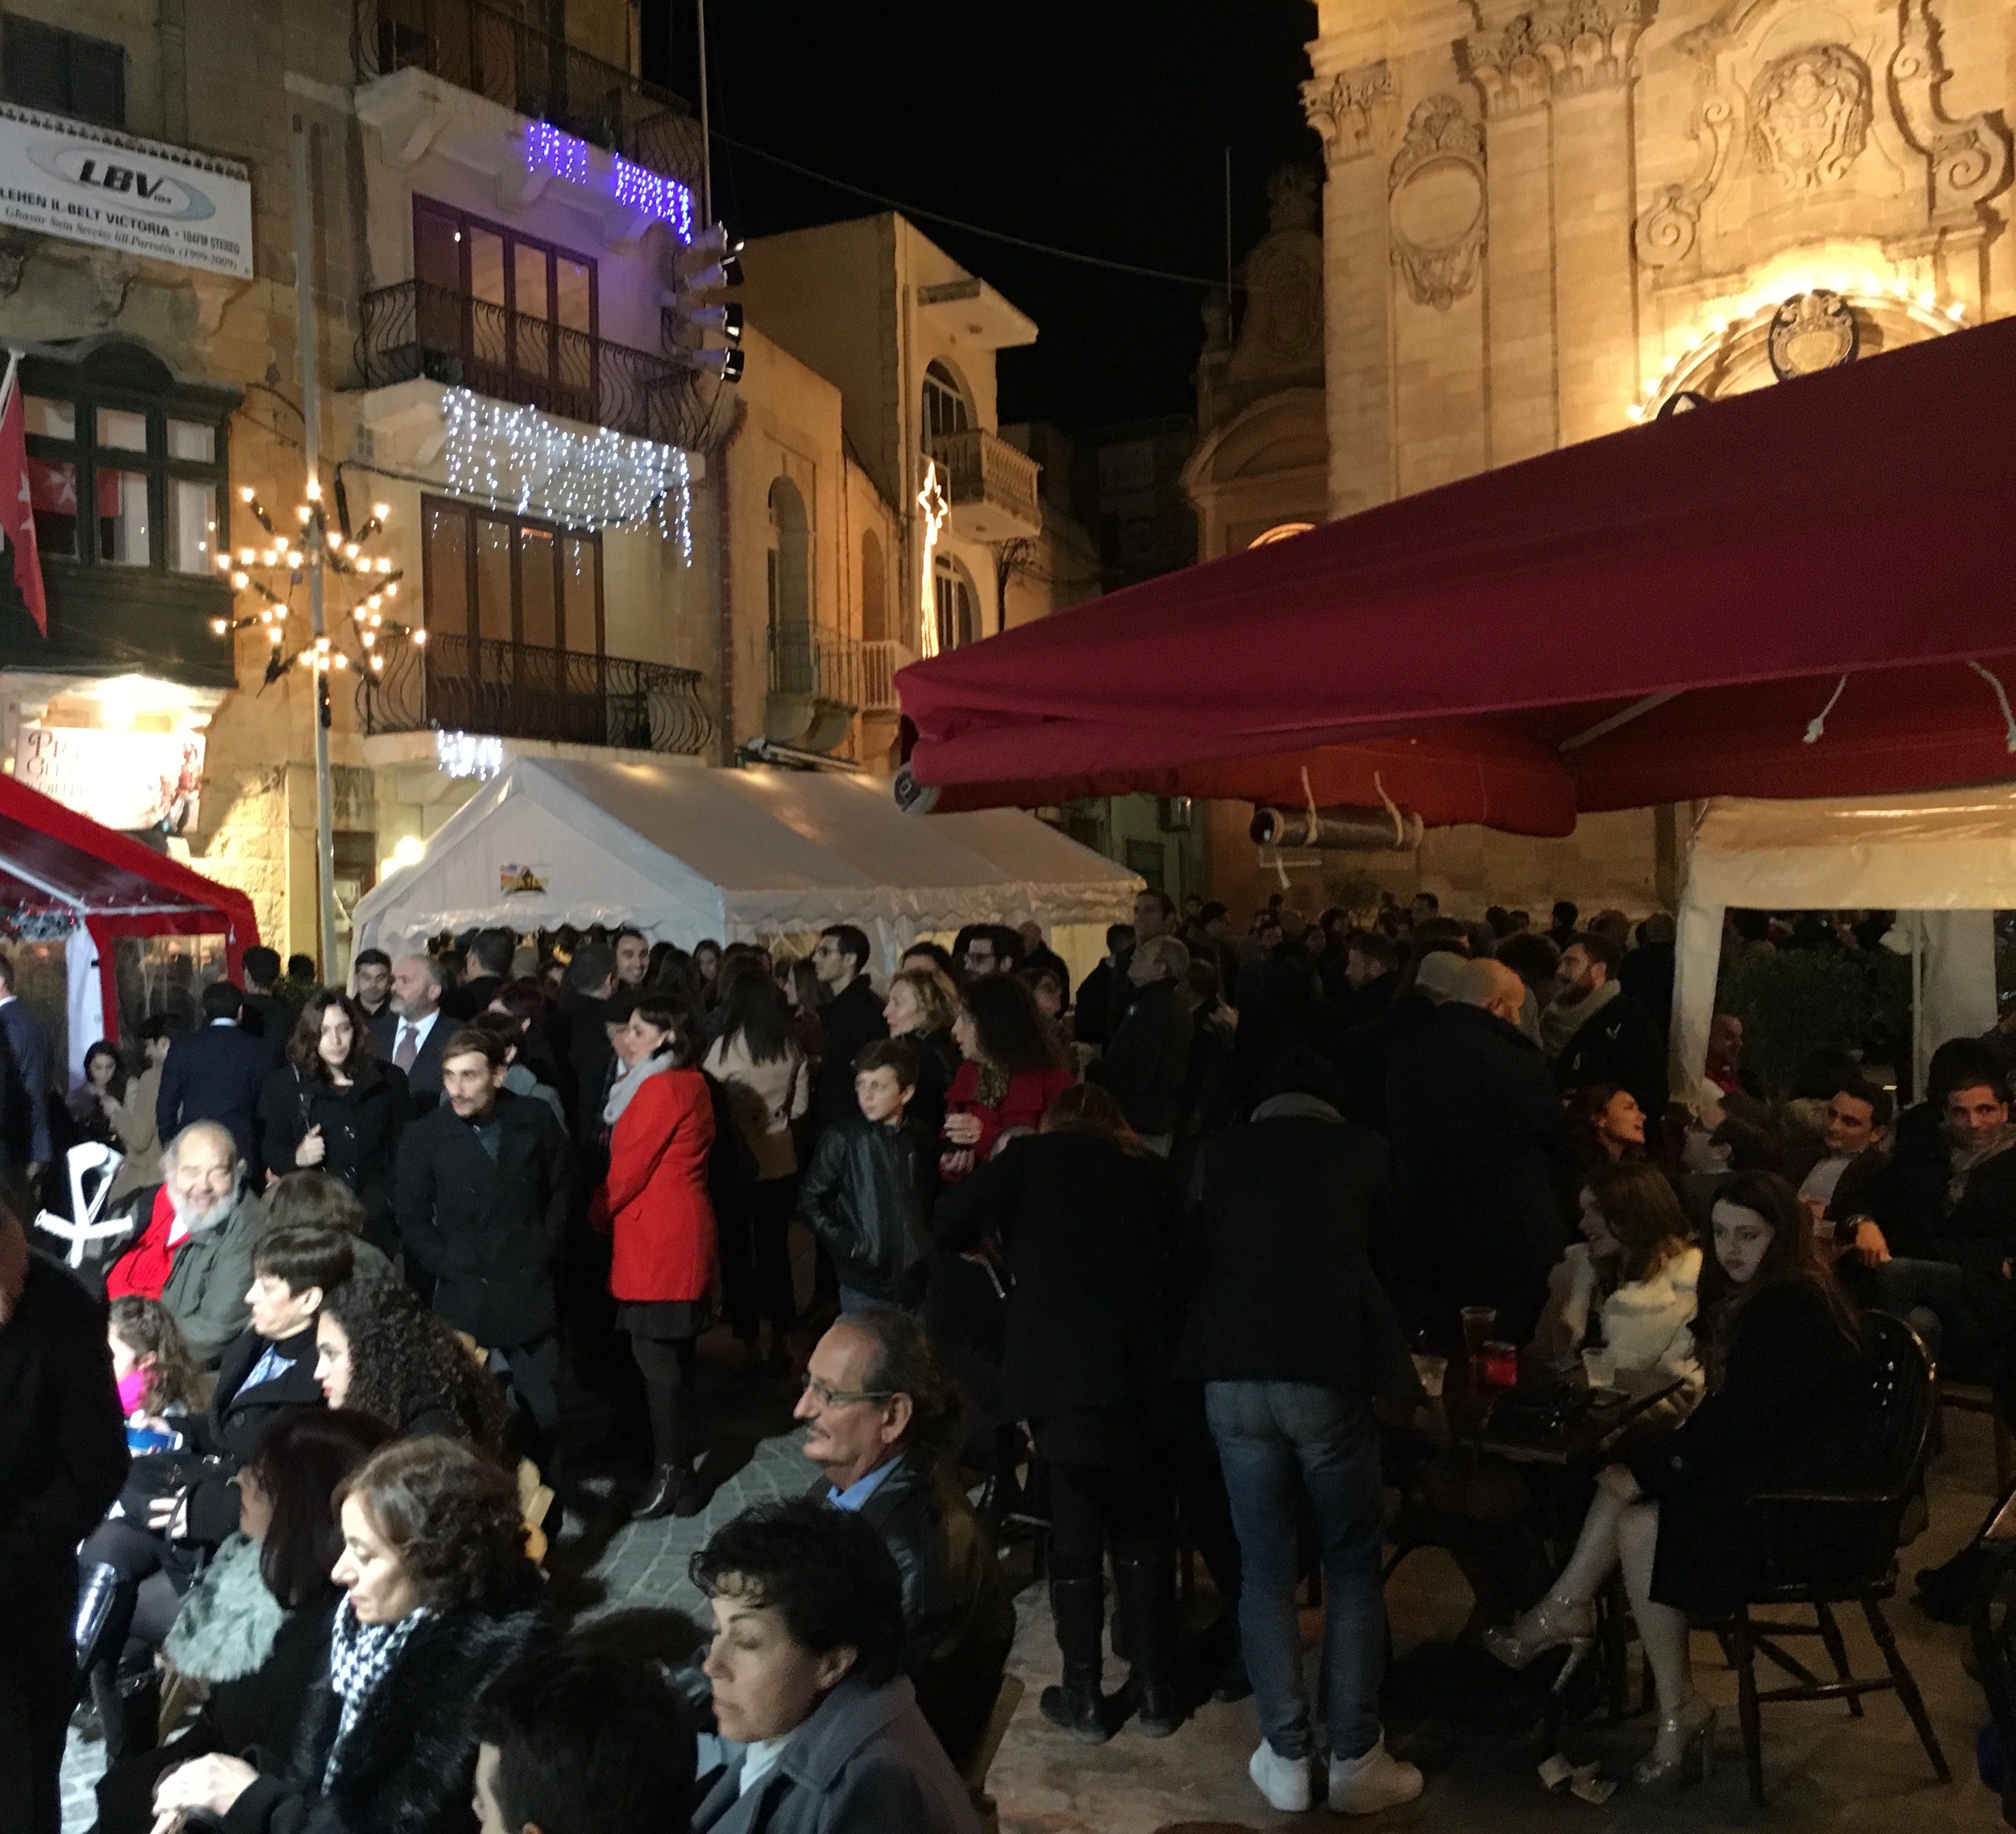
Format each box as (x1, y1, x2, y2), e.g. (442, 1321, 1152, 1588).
(799, 1040, 933, 1312)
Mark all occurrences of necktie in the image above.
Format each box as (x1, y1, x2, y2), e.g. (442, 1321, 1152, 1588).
(395, 1022, 418, 1071)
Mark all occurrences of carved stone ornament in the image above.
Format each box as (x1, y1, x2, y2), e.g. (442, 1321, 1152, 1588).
(1748, 44, 1872, 193)
(1301, 62, 1397, 163)
(1766, 289, 1859, 379)
(1635, 95, 1735, 267)
(1889, 0, 2011, 227)
(1463, 0, 1649, 114)
(1388, 97, 1487, 311)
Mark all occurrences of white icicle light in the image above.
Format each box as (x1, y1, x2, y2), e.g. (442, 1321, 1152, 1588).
(438, 389, 694, 558)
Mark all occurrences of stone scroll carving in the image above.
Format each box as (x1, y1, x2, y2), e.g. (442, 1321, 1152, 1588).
(1461, 0, 1651, 114)
(1889, 0, 2011, 225)
(1749, 44, 1872, 193)
(1387, 97, 1487, 310)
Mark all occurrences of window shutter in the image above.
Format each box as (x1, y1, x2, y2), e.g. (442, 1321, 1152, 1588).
(2, 17, 71, 113)
(68, 37, 125, 128)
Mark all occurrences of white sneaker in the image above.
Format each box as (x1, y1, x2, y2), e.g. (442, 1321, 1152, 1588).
(1248, 1740, 1315, 1812)
(1329, 1741, 1424, 1815)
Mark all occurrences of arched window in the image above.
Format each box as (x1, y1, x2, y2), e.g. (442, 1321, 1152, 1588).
(860, 529, 887, 644)
(767, 476, 811, 691)
(1248, 521, 1315, 547)
(921, 360, 970, 446)
(932, 552, 977, 653)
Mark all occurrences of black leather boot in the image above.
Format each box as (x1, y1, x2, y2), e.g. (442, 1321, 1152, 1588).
(96, 1663, 160, 1760)
(1114, 1556, 1184, 1737)
(1039, 1574, 1114, 1744)
(631, 1462, 700, 1522)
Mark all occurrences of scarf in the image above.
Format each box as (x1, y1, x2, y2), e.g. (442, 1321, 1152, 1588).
(602, 1046, 673, 1130)
(1540, 975, 1619, 1060)
(1949, 1122, 2016, 1210)
(323, 1597, 428, 1788)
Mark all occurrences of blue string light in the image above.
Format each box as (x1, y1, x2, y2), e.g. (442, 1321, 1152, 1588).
(524, 122, 694, 241)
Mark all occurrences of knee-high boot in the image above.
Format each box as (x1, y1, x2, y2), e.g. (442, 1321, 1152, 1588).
(1039, 1574, 1114, 1744)
(1113, 1556, 1184, 1738)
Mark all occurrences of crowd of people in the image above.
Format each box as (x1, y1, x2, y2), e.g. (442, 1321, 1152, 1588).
(0, 887, 2007, 1831)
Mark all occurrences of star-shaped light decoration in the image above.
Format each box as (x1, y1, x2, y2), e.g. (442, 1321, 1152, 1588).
(916, 457, 950, 659)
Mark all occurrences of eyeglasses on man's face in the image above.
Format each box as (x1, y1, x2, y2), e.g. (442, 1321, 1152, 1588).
(799, 1372, 894, 1410)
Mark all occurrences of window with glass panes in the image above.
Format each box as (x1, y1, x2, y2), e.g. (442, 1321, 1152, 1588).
(21, 387, 226, 577)
(420, 496, 602, 655)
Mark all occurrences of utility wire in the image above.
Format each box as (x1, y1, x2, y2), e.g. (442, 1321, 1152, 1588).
(712, 130, 1241, 291)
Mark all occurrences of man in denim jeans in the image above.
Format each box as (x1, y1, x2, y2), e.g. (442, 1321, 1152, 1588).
(1178, 1047, 1423, 1815)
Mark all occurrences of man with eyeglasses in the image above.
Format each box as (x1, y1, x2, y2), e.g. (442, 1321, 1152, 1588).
(794, 1309, 1013, 1778)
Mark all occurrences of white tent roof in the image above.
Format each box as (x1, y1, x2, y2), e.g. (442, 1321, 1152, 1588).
(353, 757, 1141, 961)
(1673, 784, 2016, 1098)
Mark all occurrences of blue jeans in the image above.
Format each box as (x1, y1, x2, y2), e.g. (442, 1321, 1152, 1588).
(1206, 1380, 1386, 1762)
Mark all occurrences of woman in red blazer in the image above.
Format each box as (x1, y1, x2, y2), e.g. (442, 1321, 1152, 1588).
(593, 991, 717, 1520)
(941, 975, 1077, 1183)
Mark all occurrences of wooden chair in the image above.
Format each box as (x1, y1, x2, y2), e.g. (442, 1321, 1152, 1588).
(1722, 1312, 1950, 1805)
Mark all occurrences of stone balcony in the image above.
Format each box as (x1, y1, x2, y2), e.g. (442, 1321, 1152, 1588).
(928, 428, 1043, 544)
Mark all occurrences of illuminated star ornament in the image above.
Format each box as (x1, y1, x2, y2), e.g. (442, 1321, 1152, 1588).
(210, 473, 419, 703)
(916, 458, 949, 659)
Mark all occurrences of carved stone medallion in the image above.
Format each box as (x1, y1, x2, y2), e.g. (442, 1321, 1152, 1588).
(1388, 97, 1487, 311)
(1767, 289, 1859, 379)
(1749, 45, 1872, 193)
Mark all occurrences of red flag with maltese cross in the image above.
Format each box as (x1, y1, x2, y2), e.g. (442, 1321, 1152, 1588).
(0, 353, 46, 635)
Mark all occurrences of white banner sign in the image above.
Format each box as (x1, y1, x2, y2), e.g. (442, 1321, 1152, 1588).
(15, 726, 205, 832)
(0, 104, 252, 278)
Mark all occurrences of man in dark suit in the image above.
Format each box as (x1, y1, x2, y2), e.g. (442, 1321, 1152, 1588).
(546, 942, 617, 1144)
(1551, 932, 1668, 1131)
(0, 1210, 128, 1834)
(0, 952, 54, 1176)
(1073, 924, 1133, 1053)
(156, 981, 272, 1168)
(369, 954, 449, 1119)
(812, 924, 889, 1132)
(236, 946, 294, 1070)
(396, 1027, 572, 1435)
(446, 926, 513, 1022)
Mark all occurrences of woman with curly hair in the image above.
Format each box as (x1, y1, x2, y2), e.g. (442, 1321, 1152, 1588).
(259, 989, 411, 1251)
(314, 1276, 511, 1456)
(148, 1436, 546, 1834)
(939, 975, 1075, 1183)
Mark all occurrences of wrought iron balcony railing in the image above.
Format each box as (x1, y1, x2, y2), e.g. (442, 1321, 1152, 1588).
(359, 628, 712, 757)
(352, 280, 709, 448)
(768, 622, 865, 708)
(359, 0, 700, 189)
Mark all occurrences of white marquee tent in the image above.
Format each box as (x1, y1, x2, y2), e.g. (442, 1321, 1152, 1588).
(1674, 785, 2014, 1096)
(352, 757, 1143, 981)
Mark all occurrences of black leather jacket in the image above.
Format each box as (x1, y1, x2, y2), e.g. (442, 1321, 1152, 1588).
(840, 1450, 1015, 1772)
(797, 1115, 932, 1304)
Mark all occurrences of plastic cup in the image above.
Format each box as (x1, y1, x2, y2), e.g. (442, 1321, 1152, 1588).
(1411, 1352, 1447, 1399)
(1481, 1340, 1520, 1388)
(1581, 1346, 1618, 1390)
(1460, 1305, 1498, 1357)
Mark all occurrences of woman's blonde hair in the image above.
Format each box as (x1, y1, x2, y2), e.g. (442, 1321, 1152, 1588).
(889, 965, 958, 1034)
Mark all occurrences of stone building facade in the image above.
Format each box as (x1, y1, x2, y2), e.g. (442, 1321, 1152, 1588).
(1297, 0, 2012, 913)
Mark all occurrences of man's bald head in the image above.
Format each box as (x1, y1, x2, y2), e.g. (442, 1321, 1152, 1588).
(1454, 957, 1526, 1025)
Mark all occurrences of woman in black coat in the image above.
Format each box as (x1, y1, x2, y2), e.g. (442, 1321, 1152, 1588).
(147, 1436, 546, 1834)
(1487, 1172, 1873, 1789)
(96, 1409, 393, 1834)
(261, 991, 410, 1254)
(934, 1084, 1182, 1744)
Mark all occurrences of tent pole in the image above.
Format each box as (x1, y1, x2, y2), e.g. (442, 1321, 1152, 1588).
(292, 111, 340, 981)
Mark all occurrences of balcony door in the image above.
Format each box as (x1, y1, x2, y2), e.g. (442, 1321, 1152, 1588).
(412, 200, 598, 424)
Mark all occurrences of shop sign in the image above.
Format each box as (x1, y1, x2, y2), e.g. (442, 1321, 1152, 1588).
(0, 104, 253, 278)
(15, 726, 205, 832)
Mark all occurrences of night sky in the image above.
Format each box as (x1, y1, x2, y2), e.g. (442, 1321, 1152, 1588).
(642, 2, 1320, 433)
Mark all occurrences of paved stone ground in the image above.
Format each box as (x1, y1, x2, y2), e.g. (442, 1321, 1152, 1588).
(64, 1361, 2016, 1833)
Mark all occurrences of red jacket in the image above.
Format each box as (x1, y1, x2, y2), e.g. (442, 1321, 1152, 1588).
(105, 1187, 179, 1301)
(943, 1061, 1076, 1178)
(594, 1066, 719, 1304)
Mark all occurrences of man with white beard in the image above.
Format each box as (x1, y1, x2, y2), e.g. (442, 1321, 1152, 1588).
(104, 1122, 267, 1368)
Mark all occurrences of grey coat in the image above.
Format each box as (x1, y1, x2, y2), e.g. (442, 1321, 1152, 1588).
(693, 1674, 980, 1834)
(160, 1189, 269, 1369)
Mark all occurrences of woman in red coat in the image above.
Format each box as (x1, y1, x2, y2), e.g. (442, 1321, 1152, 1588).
(941, 975, 1076, 1183)
(594, 991, 717, 1520)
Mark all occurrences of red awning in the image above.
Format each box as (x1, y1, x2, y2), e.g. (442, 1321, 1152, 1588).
(0, 773, 259, 1039)
(897, 314, 2016, 835)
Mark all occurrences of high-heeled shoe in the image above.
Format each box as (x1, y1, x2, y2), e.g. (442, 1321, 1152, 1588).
(1482, 1595, 1596, 1671)
(1633, 1696, 1716, 1788)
